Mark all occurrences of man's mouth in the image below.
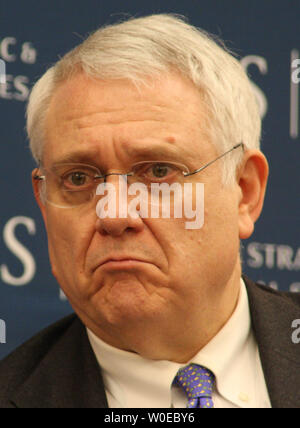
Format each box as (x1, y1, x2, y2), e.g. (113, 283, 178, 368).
(98, 256, 154, 270)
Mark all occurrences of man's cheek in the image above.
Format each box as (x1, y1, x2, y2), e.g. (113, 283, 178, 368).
(46, 220, 75, 269)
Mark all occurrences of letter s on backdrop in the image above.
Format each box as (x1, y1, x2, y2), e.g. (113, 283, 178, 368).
(240, 55, 268, 119)
(0, 216, 36, 286)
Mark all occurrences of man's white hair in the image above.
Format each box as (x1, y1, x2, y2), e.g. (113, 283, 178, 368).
(26, 14, 261, 185)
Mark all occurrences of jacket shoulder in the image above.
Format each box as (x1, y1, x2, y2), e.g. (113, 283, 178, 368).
(243, 276, 300, 408)
(243, 275, 300, 307)
(0, 314, 77, 407)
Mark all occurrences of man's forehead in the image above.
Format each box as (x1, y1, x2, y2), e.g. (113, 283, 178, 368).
(48, 70, 207, 115)
(44, 71, 214, 165)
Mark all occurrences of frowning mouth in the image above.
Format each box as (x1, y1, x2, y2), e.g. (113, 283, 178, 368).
(95, 257, 155, 271)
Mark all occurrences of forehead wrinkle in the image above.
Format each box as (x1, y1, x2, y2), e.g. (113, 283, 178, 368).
(61, 99, 181, 130)
(75, 117, 165, 130)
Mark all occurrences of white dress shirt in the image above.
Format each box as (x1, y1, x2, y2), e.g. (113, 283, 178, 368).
(87, 279, 271, 408)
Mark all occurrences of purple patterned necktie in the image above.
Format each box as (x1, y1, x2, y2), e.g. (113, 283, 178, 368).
(173, 363, 215, 408)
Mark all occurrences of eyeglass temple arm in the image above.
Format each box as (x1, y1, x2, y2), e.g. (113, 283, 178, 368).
(34, 174, 45, 181)
(183, 143, 244, 177)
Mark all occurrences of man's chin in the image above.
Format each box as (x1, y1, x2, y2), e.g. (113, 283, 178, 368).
(90, 281, 168, 327)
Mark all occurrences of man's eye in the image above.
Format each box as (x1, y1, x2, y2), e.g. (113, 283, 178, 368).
(145, 163, 176, 179)
(151, 164, 171, 178)
(64, 172, 90, 187)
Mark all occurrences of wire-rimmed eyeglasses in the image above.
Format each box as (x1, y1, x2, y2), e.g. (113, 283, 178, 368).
(34, 143, 244, 208)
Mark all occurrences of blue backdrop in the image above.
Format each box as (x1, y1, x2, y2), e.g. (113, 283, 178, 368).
(0, 0, 299, 359)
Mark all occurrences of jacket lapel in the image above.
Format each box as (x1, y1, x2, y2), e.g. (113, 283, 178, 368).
(244, 276, 300, 408)
(10, 317, 108, 408)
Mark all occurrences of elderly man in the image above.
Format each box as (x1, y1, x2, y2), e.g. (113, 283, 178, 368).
(0, 14, 299, 409)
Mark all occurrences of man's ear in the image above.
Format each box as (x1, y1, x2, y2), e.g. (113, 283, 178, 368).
(32, 169, 48, 229)
(237, 150, 269, 240)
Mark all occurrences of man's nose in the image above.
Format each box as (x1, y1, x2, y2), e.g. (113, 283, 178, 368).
(95, 174, 145, 236)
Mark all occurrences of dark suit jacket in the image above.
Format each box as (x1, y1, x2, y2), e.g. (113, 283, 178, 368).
(0, 276, 299, 408)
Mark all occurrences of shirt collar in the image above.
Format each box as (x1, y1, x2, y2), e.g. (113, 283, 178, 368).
(87, 278, 252, 407)
(189, 278, 255, 407)
(87, 328, 181, 407)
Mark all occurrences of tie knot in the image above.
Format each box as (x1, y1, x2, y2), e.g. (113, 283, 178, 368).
(174, 363, 215, 408)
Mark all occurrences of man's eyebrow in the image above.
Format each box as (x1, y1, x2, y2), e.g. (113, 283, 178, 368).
(125, 144, 192, 161)
(51, 151, 100, 166)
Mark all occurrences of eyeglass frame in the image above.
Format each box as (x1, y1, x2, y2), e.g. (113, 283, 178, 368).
(34, 142, 244, 184)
